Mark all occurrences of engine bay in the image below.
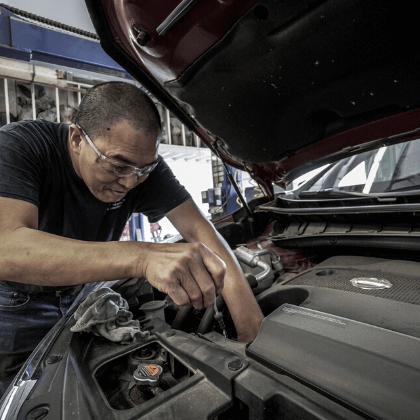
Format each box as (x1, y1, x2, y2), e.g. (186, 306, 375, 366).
(15, 209, 420, 420)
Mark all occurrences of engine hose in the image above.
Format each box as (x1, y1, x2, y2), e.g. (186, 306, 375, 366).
(171, 304, 194, 332)
(197, 295, 226, 335)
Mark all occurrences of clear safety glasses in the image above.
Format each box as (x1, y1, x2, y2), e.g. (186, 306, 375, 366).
(76, 124, 158, 178)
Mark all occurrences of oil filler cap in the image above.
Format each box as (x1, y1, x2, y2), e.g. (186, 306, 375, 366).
(133, 363, 163, 387)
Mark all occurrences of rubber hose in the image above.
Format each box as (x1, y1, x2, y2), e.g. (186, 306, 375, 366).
(197, 295, 226, 335)
(171, 304, 195, 332)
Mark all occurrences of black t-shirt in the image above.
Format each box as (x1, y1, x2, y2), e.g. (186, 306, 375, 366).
(0, 119, 191, 242)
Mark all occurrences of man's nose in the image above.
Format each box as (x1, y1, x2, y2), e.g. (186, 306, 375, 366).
(117, 173, 148, 189)
(117, 173, 139, 189)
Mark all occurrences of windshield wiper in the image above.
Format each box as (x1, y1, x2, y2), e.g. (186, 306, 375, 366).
(298, 188, 371, 198)
(296, 188, 396, 201)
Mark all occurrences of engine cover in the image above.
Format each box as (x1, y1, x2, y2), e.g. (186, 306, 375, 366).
(247, 303, 420, 420)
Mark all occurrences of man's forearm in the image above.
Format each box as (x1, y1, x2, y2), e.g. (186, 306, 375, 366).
(0, 226, 226, 312)
(0, 227, 141, 285)
(167, 199, 264, 341)
(192, 229, 263, 341)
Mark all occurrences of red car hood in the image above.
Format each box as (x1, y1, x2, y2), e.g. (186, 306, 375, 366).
(85, 0, 420, 198)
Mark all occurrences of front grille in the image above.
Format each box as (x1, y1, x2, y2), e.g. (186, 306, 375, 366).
(287, 268, 420, 305)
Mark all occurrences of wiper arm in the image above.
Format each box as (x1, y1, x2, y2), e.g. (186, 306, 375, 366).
(297, 188, 396, 201)
(298, 188, 371, 198)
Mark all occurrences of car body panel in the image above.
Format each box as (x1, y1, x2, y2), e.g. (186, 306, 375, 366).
(85, 0, 420, 195)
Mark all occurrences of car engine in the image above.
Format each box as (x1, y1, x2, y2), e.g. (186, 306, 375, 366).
(12, 206, 420, 420)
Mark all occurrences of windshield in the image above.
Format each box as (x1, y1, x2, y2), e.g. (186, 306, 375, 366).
(299, 138, 420, 195)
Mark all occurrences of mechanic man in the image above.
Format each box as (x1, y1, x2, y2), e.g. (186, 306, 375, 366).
(0, 81, 263, 396)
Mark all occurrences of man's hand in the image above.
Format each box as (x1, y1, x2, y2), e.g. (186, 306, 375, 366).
(141, 242, 226, 310)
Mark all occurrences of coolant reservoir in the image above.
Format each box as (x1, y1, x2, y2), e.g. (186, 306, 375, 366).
(140, 300, 167, 321)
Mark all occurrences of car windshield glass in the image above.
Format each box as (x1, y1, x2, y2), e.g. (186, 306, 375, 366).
(299, 138, 420, 195)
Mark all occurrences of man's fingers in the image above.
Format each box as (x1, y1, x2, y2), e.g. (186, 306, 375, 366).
(166, 270, 206, 310)
(179, 271, 205, 309)
(185, 243, 226, 307)
(188, 264, 217, 308)
(167, 281, 191, 307)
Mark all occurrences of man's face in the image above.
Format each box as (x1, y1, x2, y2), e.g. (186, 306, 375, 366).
(75, 119, 159, 203)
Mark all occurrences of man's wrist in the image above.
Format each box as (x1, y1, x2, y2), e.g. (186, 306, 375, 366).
(121, 240, 152, 279)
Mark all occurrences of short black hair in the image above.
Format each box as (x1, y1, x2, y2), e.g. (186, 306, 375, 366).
(75, 81, 161, 139)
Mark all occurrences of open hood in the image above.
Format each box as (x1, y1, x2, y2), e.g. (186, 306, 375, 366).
(85, 0, 420, 197)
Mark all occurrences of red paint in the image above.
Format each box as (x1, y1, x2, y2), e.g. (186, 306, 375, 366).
(101, 0, 261, 81)
(100, 2, 420, 200)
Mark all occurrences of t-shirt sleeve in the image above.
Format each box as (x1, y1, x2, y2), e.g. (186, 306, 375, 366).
(133, 156, 192, 223)
(0, 123, 45, 207)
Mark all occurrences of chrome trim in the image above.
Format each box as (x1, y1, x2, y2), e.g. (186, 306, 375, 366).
(350, 278, 393, 290)
(0, 380, 37, 420)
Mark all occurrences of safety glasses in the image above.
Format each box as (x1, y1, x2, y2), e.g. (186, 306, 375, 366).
(76, 124, 158, 178)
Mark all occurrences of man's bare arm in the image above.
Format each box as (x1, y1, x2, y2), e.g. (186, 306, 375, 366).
(166, 199, 264, 342)
(0, 197, 225, 308)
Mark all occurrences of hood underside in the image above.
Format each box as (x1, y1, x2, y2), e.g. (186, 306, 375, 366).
(86, 0, 420, 195)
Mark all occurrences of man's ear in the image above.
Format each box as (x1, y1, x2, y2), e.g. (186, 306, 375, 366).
(68, 125, 83, 156)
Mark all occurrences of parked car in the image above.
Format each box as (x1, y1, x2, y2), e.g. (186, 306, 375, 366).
(2, 1, 420, 419)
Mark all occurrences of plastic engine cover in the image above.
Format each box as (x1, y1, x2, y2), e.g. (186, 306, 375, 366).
(247, 304, 420, 420)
